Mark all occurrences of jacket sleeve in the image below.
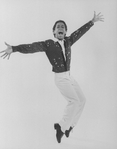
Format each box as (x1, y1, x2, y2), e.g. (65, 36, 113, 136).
(69, 20, 94, 46)
(12, 41, 47, 53)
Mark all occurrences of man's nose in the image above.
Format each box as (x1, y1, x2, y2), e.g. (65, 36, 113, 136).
(59, 28, 63, 31)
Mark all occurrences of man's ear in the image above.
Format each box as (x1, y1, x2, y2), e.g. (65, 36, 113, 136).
(53, 30, 57, 37)
(53, 33, 56, 37)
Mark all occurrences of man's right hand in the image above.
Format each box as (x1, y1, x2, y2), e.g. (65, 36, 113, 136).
(0, 42, 13, 60)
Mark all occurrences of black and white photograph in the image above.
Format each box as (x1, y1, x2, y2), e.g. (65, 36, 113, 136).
(0, 0, 117, 149)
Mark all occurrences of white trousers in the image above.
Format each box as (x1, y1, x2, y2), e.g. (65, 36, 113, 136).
(55, 71, 86, 133)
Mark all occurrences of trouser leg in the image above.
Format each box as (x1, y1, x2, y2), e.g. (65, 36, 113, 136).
(55, 73, 82, 132)
(69, 76, 86, 128)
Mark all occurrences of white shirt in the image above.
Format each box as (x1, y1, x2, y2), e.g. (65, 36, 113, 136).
(57, 40, 66, 61)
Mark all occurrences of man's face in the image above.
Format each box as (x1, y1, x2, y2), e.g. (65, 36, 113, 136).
(53, 22, 67, 40)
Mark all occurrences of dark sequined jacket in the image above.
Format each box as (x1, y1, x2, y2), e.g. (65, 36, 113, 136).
(12, 21, 94, 73)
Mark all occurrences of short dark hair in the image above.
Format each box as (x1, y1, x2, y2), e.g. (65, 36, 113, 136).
(53, 20, 67, 32)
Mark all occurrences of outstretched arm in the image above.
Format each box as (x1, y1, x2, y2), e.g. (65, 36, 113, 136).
(68, 11, 104, 46)
(0, 41, 47, 59)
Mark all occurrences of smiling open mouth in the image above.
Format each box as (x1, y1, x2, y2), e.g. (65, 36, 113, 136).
(58, 32, 64, 35)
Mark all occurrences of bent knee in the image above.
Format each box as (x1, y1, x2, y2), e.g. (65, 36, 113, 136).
(75, 97, 86, 105)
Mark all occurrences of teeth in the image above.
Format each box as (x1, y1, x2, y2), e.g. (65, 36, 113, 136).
(59, 32, 63, 34)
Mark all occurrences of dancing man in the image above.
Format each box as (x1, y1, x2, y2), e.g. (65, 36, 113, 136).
(0, 12, 104, 143)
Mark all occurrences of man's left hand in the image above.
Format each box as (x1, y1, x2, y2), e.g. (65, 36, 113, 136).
(92, 11, 104, 23)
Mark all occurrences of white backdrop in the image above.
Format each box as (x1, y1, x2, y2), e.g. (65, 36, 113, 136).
(0, 0, 117, 149)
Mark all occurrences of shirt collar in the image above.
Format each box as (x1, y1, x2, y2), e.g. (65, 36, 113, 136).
(53, 37, 65, 43)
